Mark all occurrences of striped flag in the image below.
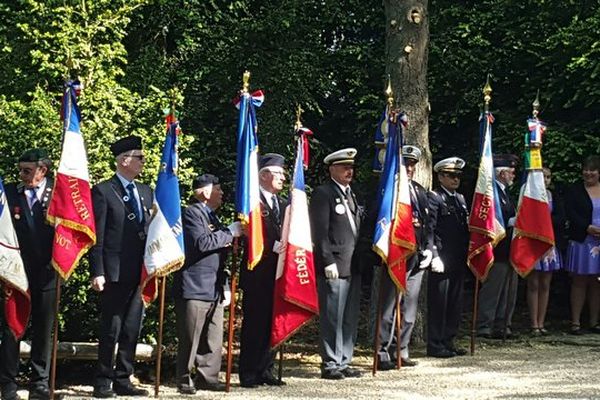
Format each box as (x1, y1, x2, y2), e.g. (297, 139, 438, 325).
(234, 90, 265, 270)
(271, 129, 319, 348)
(510, 119, 554, 277)
(373, 111, 416, 291)
(47, 81, 96, 280)
(141, 121, 185, 304)
(0, 177, 30, 339)
(467, 112, 505, 281)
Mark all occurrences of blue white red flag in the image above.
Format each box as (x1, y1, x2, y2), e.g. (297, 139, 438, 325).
(142, 121, 185, 304)
(373, 111, 416, 291)
(271, 129, 319, 348)
(234, 90, 265, 270)
(0, 177, 30, 339)
(47, 81, 96, 280)
(468, 112, 506, 281)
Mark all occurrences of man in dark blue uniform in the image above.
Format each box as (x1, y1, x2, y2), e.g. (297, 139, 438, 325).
(477, 154, 518, 339)
(0, 149, 55, 400)
(89, 136, 152, 398)
(173, 174, 241, 394)
(239, 153, 287, 388)
(427, 157, 469, 358)
(310, 148, 363, 380)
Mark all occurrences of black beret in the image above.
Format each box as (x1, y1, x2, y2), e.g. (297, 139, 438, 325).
(192, 174, 219, 190)
(259, 153, 285, 170)
(110, 135, 143, 156)
(494, 154, 519, 168)
(18, 148, 49, 163)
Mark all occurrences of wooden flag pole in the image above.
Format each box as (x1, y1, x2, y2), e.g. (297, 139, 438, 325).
(49, 278, 62, 400)
(395, 292, 402, 369)
(277, 345, 284, 383)
(154, 277, 167, 397)
(225, 238, 239, 392)
(470, 279, 480, 356)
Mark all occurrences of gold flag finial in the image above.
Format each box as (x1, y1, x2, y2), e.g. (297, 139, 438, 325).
(295, 104, 304, 130)
(242, 70, 251, 93)
(532, 89, 540, 119)
(385, 75, 394, 108)
(483, 74, 492, 111)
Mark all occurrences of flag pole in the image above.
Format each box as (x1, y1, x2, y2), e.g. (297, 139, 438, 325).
(277, 345, 284, 383)
(49, 278, 62, 400)
(470, 76, 492, 356)
(225, 238, 238, 392)
(154, 277, 166, 397)
(395, 292, 402, 369)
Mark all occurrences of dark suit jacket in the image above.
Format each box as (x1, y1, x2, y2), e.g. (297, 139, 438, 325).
(173, 202, 232, 301)
(310, 180, 362, 278)
(429, 188, 469, 269)
(89, 175, 152, 284)
(4, 178, 56, 291)
(549, 189, 567, 251)
(564, 182, 594, 243)
(494, 181, 516, 262)
(239, 192, 285, 293)
(410, 180, 434, 252)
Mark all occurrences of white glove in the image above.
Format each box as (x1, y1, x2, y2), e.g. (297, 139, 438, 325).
(272, 240, 286, 254)
(227, 221, 242, 237)
(419, 249, 433, 269)
(431, 257, 445, 273)
(507, 217, 516, 227)
(222, 283, 231, 307)
(324, 263, 339, 280)
(91, 275, 106, 292)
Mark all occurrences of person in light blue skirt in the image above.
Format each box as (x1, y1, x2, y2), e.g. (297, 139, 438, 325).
(527, 167, 565, 336)
(564, 156, 600, 335)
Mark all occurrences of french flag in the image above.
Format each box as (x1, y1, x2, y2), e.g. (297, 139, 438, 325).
(468, 112, 505, 281)
(235, 90, 264, 270)
(271, 129, 319, 348)
(47, 81, 96, 280)
(0, 177, 30, 339)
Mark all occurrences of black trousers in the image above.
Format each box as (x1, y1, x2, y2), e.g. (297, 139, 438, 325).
(239, 286, 275, 385)
(0, 287, 56, 392)
(427, 261, 466, 353)
(95, 282, 143, 389)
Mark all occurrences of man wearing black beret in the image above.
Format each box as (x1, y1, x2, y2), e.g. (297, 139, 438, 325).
(239, 153, 287, 387)
(173, 174, 241, 394)
(0, 149, 56, 400)
(89, 136, 152, 398)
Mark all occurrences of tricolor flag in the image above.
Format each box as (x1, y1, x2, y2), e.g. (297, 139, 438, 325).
(271, 128, 319, 348)
(373, 112, 416, 291)
(0, 177, 30, 339)
(47, 81, 96, 280)
(141, 121, 185, 304)
(509, 120, 554, 277)
(468, 112, 506, 281)
(234, 90, 265, 270)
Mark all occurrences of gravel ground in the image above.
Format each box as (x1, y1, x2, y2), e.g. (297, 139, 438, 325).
(28, 332, 600, 400)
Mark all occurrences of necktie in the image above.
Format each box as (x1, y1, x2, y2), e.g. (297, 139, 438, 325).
(271, 195, 280, 221)
(345, 188, 356, 214)
(27, 187, 38, 208)
(126, 183, 142, 222)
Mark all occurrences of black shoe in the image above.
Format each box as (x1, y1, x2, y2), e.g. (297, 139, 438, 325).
(113, 384, 149, 397)
(177, 384, 196, 395)
(427, 349, 456, 358)
(400, 358, 418, 367)
(377, 360, 396, 371)
(448, 347, 468, 356)
(28, 386, 51, 400)
(240, 380, 260, 388)
(261, 374, 286, 386)
(340, 367, 362, 378)
(92, 387, 116, 398)
(1, 388, 19, 400)
(196, 381, 225, 392)
(321, 369, 345, 380)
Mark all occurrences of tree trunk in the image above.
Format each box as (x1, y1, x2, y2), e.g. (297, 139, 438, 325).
(385, 0, 430, 345)
(385, 0, 431, 188)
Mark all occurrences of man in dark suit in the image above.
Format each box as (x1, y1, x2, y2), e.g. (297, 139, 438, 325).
(0, 149, 56, 400)
(427, 157, 469, 358)
(310, 148, 363, 380)
(239, 153, 287, 388)
(374, 145, 433, 369)
(89, 136, 152, 398)
(477, 154, 518, 339)
(173, 174, 241, 394)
